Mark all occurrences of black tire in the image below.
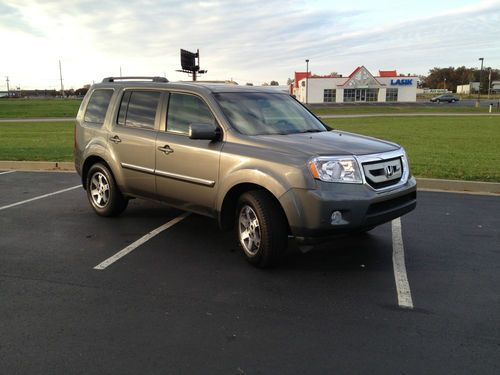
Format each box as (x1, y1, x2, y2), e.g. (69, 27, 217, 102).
(451, 99, 455, 103)
(235, 190, 288, 268)
(436, 99, 440, 103)
(86, 163, 128, 217)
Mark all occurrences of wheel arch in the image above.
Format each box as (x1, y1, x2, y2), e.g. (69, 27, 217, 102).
(218, 182, 290, 234)
(81, 156, 113, 189)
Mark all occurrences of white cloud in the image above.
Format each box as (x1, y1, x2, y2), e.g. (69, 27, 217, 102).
(0, 0, 499, 89)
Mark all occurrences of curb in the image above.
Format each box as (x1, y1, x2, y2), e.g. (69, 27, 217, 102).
(0, 161, 75, 171)
(416, 178, 500, 195)
(1, 161, 499, 195)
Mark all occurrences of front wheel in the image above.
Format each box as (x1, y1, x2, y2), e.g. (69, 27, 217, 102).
(86, 163, 128, 217)
(236, 191, 288, 268)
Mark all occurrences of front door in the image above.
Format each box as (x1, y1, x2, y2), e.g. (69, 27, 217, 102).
(355, 89, 367, 102)
(155, 92, 223, 216)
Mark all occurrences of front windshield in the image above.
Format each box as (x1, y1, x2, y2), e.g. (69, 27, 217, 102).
(214, 92, 327, 135)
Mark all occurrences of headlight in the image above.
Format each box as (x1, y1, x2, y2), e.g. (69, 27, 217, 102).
(308, 156, 362, 183)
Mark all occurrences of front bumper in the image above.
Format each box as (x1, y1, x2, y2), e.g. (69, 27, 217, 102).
(279, 176, 417, 244)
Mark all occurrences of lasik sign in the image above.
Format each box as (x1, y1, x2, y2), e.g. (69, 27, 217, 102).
(390, 79, 413, 86)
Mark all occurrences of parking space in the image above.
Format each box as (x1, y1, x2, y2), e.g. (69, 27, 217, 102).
(1, 171, 499, 374)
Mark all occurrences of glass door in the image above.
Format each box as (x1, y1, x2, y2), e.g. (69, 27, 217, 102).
(355, 89, 367, 102)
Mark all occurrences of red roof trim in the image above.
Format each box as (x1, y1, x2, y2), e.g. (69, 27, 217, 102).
(378, 70, 397, 77)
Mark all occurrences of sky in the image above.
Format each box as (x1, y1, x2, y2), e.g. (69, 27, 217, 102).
(1, 0, 499, 90)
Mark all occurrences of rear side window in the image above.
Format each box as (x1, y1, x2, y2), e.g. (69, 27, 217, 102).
(167, 93, 216, 134)
(117, 91, 161, 129)
(84, 89, 114, 124)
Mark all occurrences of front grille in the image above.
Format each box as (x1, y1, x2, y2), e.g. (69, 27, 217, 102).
(362, 157, 403, 189)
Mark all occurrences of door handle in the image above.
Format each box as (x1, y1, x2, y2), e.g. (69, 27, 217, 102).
(157, 145, 174, 154)
(109, 135, 122, 144)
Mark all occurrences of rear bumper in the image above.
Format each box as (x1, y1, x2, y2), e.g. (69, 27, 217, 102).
(279, 177, 417, 244)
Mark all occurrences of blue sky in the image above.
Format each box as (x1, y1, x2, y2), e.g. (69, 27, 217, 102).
(0, 0, 499, 89)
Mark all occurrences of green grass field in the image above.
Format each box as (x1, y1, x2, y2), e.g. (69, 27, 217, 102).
(2, 98, 498, 118)
(1, 116, 499, 182)
(0, 122, 74, 161)
(312, 105, 494, 116)
(323, 116, 500, 182)
(0, 99, 82, 118)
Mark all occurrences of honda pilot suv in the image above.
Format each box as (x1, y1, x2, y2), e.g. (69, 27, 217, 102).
(75, 77, 416, 267)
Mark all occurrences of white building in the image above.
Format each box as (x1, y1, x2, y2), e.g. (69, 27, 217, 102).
(457, 82, 479, 94)
(491, 81, 500, 93)
(291, 66, 417, 103)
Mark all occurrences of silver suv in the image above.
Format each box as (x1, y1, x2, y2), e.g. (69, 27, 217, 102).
(75, 77, 416, 267)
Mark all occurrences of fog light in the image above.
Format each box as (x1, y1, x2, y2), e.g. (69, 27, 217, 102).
(331, 210, 342, 225)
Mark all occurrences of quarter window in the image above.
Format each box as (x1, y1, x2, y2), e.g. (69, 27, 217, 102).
(167, 93, 216, 135)
(84, 89, 113, 124)
(117, 91, 160, 129)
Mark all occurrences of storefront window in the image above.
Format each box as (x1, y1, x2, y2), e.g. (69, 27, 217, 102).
(323, 89, 336, 103)
(343, 89, 355, 102)
(344, 88, 378, 102)
(386, 88, 398, 102)
(366, 88, 379, 102)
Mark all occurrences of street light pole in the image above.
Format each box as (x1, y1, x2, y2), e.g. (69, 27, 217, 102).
(488, 69, 491, 99)
(305, 59, 309, 105)
(476, 57, 484, 107)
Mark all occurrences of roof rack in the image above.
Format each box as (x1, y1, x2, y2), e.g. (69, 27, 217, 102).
(101, 76, 169, 83)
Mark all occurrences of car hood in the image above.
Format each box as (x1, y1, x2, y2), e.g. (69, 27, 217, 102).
(252, 130, 400, 157)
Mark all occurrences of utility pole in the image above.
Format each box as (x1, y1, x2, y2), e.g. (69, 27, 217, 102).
(59, 60, 65, 98)
(5, 76, 10, 97)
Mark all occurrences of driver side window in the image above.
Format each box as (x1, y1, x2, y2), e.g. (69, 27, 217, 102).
(167, 93, 216, 135)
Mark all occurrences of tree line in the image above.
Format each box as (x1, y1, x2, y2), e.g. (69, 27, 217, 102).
(421, 66, 500, 93)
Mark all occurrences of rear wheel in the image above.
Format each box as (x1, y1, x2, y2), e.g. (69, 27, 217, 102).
(86, 163, 128, 217)
(236, 191, 288, 268)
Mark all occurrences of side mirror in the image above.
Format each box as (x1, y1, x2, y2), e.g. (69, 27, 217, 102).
(189, 123, 220, 141)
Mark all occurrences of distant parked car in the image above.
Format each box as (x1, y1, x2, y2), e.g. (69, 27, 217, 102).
(430, 94, 459, 103)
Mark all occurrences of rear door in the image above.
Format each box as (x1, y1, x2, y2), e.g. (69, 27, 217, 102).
(108, 90, 162, 197)
(155, 92, 223, 216)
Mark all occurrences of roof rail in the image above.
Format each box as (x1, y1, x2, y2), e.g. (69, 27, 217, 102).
(101, 76, 169, 83)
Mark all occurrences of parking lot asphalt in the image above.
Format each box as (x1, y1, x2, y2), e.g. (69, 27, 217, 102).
(1, 171, 499, 374)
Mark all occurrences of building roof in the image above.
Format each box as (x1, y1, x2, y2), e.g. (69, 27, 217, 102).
(293, 71, 311, 89)
(340, 66, 383, 87)
(378, 70, 398, 77)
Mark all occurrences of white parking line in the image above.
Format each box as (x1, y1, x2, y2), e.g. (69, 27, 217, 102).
(0, 170, 16, 175)
(392, 218, 414, 309)
(0, 185, 81, 211)
(93, 212, 191, 270)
